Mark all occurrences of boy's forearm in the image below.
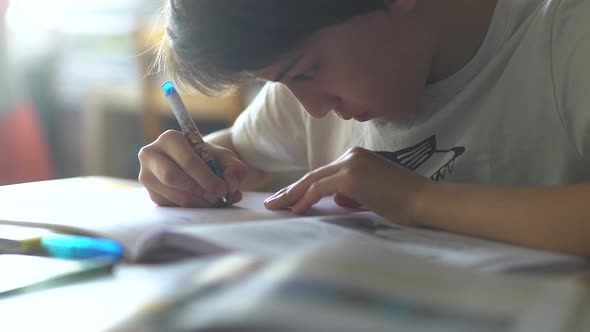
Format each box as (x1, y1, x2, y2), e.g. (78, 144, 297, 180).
(205, 128, 273, 191)
(412, 182, 590, 256)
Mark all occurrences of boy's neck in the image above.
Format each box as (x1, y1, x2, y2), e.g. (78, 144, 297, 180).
(425, 0, 499, 83)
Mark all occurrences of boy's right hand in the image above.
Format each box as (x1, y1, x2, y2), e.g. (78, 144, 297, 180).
(138, 130, 248, 207)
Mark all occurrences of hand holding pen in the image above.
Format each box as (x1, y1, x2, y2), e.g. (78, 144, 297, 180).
(135, 81, 242, 207)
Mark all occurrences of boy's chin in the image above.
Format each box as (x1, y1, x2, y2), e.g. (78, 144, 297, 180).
(370, 117, 392, 127)
(375, 109, 428, 128)
(376, 111, 410, 124)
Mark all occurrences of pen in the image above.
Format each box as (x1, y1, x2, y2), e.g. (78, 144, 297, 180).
(41, 234, 123, 260)
(0, 224, 52, 254)
(161, 81, 233, 207)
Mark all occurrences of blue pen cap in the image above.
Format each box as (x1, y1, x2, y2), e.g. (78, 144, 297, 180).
(162, 81, 177, 97)
(41, 234, 123, 260)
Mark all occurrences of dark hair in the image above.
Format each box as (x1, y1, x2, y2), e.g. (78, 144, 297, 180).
(156, 0, 387, 95)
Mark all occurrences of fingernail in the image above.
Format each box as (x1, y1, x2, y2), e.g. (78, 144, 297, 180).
(264, 191, 282, 203)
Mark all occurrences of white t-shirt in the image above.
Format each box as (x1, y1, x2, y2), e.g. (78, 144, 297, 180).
(231, 0, 590, 186)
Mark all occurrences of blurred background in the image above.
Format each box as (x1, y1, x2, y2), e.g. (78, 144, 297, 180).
(0, 0, 263, 185)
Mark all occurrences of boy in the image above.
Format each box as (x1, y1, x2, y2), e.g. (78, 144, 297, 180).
(138, 0, 590, 255)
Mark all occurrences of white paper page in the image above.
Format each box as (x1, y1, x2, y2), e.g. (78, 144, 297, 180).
(1, 177, 586, 271)
(0, 177, 354, 259)
(0, 256, 219, 332)
(328, 213, 590, 273)
(158, 240, 588, 332)
(165, 214, 589, 273)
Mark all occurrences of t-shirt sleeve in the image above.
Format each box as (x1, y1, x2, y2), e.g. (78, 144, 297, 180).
(231, 82, 310, 172)
(552, 0, 590, 160)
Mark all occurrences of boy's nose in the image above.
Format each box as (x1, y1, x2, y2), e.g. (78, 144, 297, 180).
(303, 104, 333, 118)
(296, 94, 342, 119)
(283, 82, 342, 119)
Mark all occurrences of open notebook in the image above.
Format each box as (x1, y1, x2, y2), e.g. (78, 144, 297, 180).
(117, 240, 590, 332)
(0, 177, 588, 273)
(2, 241, 587, 332)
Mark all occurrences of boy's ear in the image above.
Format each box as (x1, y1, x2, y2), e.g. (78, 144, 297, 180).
(387, 0, 418, 13)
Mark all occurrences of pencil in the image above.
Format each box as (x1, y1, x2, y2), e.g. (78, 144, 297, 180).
(161, 81, 233, 207)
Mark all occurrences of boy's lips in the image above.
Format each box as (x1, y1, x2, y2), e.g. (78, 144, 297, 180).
(334, 110, 352, 120)
(334, 109, 372, 122)
(353, 112, 371, 122)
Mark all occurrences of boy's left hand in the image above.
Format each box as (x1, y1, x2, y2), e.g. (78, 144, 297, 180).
(263, 147, 430, 225)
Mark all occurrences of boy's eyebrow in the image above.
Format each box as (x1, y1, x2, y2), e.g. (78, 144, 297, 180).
(272, 52, 305, 82)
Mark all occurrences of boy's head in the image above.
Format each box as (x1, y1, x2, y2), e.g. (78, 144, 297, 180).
(160, 0, 387, 93)
(159, 0, 435, 123)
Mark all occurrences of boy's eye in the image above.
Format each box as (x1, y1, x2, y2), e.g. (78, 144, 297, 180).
(292, 63, 320, 81)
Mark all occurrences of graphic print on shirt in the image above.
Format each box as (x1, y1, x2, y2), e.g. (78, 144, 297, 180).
(376, 135, 465, 181)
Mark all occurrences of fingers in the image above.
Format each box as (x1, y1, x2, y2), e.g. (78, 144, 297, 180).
(333, 192, 362, 208)
(140, 146, 200, 193)
(264, 163, 340, 212)
(138, 130, 246, 207)
(290, 175, 343, 214)
(264, 147, 375, 213)
(157, 132, 228, 197)
(141, 172, 219, 207)
(145, 190, 176, 207)
(145, 177, 244, 208)
(210, 144, 249, 194)
(229, 190, 243, 205)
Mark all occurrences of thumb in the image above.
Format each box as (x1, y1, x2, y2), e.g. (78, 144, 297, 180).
(212, 147, 248, 193)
